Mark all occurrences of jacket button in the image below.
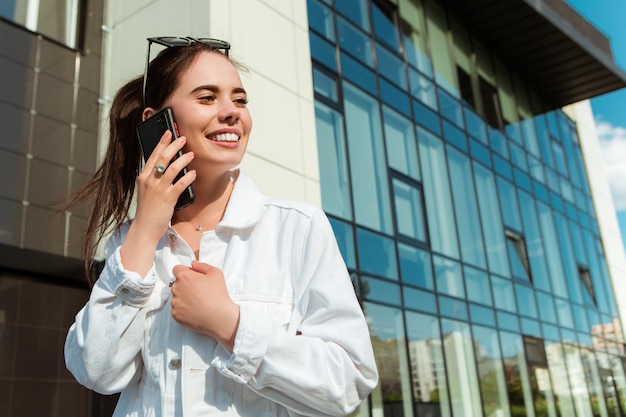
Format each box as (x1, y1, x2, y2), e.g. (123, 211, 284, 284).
(169, 358, 182, 369)
(120, 288, 129, 294)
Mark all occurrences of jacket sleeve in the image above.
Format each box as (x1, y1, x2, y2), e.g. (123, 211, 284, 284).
(211, 208, 379, 416)
(64, 224, 163, 395)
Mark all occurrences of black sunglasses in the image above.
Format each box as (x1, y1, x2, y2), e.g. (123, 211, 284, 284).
(142, 36, 231, 108)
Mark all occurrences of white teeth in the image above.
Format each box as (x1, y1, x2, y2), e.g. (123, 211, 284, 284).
(209, 133, 239, 142)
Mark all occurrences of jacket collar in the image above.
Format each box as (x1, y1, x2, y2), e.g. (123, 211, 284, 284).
(217, 169, 265, 230)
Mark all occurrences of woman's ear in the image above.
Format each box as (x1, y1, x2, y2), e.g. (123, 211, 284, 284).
(142, 107, 156, 121)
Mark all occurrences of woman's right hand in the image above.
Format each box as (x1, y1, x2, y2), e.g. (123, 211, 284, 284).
(120, 131, 196, 277)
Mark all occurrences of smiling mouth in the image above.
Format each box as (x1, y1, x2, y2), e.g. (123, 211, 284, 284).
(207, 133, 240, 142)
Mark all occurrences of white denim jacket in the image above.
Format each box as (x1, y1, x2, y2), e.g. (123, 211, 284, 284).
(65, 170, 378, 417)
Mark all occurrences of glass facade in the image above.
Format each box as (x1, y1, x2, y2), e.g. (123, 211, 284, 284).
(308, 0, 626, 416)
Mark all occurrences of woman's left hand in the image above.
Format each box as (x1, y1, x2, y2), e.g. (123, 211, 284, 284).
(170, 260, 240, 352)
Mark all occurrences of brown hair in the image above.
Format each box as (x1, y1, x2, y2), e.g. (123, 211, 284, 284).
(62, 42, 233, 280)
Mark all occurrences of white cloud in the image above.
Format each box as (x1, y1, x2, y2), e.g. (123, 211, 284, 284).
(595, 120, 626, 211)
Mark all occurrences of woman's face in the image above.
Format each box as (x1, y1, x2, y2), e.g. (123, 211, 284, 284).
(164, 51, 252, 174)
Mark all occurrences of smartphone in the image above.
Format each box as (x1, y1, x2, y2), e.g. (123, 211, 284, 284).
(136, 107, 195, 210)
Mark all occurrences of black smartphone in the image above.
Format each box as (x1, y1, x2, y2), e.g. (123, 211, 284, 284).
(136, 107, 195, 210)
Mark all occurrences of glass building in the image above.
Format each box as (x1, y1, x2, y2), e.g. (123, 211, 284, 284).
(1, 0, 626, 416)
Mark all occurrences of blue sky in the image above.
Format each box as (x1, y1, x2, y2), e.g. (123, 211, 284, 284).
(565, 0, 626, 254)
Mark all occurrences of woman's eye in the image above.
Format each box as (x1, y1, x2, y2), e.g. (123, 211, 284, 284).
(235, 98, 248, 105)
(199, 95, 216, 103)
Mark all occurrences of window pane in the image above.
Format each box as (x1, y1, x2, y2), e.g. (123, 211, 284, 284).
(536, 292, 557, 324)
(441, 319, 483, 417)
(328, 217, 356, 269)
(536, 202, 568, 298)
(310, 32, 337, 71)
(398, 242, 434, 290)
(372, 1, 400, 52)
(335, 0, 370, 30)
(392, 178, 426, 242)
(518, 190, 550, 292)
(308, 0, 335, 40)
(383, 106, 421, 180)
(313, 69, 338, 102)
(408, 67, 437, 110)
(314, 102, 352, 219)
(403, 286, 437, 313)
(376, 44, 407, 88)
(344, 83, 393, 233)
(433, 255, 464, 299)
(418, 129, 459, 258)
(447, 146, 487, 268)
(357, 228, 398, 280)
(472, 325, 511, 417)
(361, 276, 401, 305)
(497, 177, 522, 232)
(465, 266, 492, 306)
(405, 311, 451, 417)
(491, 275, 516, 313)
(554, 212, 583, 304)
(474, 163, 510, 277)
(337, 16, 373, 66)
(365, 303, 414, 416)
(514, 283, 537, 319)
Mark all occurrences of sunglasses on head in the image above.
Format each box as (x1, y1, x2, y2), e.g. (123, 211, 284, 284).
(142, 36, 231, 108)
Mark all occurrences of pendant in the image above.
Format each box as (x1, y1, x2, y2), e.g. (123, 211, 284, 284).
(196, 224, 203, 231)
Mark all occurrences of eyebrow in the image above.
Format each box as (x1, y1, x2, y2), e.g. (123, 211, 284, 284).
(190, 85, 247, 95)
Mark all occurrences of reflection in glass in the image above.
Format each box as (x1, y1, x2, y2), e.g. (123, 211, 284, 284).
(473, 325, 511, 417)
(524, 336, 558, 417)
(418, 129, 459, 258)
(314, 102, 352, 220)
(405, 311, 451, 417)
(441, 319, 482, 416)
(499, 331, 535, 417)
(561, 344, 595, 417)
(545, 341, 576, 416)
(344, 83, 393, 233)
(365, 303, 414, 417)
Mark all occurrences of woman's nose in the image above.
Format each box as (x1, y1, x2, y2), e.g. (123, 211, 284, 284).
(218, 102, 240, 124)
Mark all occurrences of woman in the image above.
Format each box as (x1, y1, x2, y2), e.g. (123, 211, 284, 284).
(64, 37, 378, 416)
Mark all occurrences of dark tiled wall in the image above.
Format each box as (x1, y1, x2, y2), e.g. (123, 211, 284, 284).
(0, 0, 103, 263)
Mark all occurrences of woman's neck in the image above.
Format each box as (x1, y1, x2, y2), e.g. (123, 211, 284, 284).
(172, 170, 236, 231)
